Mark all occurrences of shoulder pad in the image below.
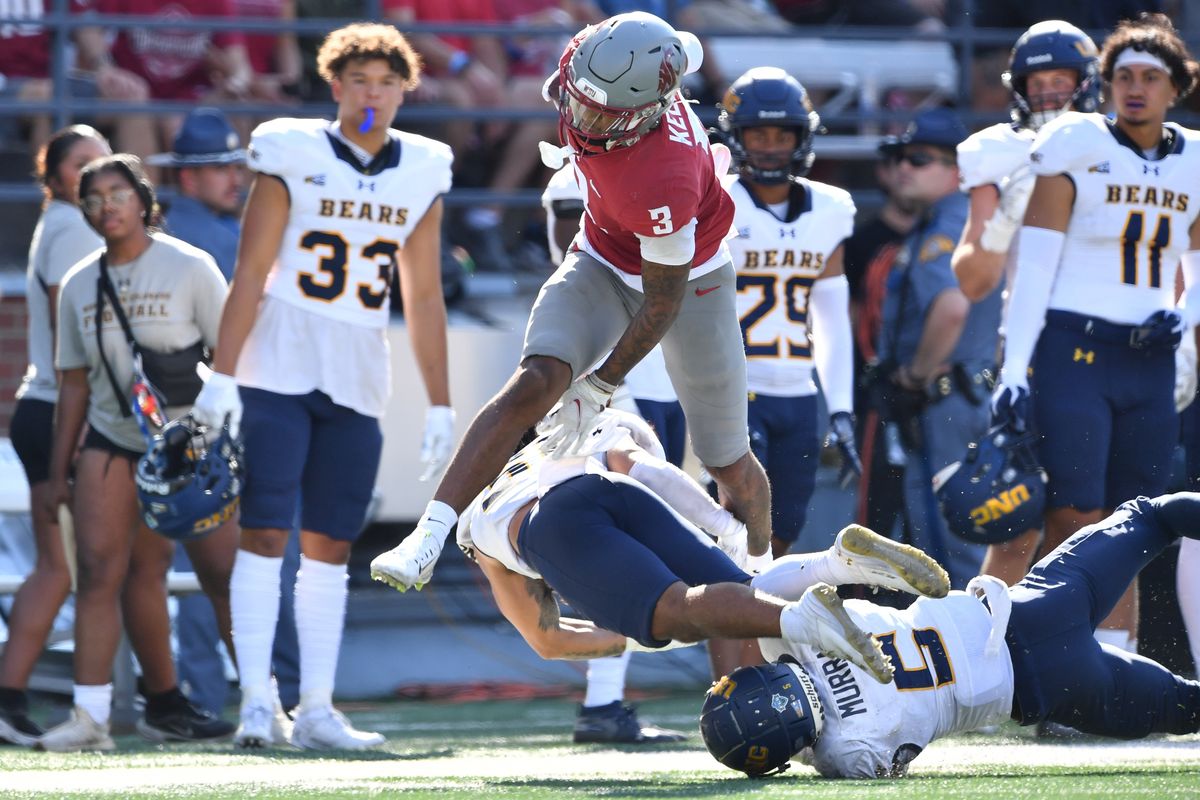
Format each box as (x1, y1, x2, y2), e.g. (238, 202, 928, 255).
(246, 118, 327, 179)
(806, 180, 857, 241)
(393, 130, 454, 193)
(1029, 112, 1110, 176)
(958, 124, 1036, 190)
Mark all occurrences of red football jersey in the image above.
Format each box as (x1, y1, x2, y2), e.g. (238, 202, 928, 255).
(575, 95, 734, 276)
(101, 0, 244, 100)
(0, 0, 91, 80)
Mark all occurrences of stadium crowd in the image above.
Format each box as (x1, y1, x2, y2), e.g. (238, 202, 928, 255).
(0, 0, 1198, 775)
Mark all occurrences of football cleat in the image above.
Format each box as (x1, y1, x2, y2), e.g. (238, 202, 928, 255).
(833, 524, 950, 598)
(35, 707, 116, 753)
(573, 702, 687, 745)
(0, 698, 43, 747)
(234, 695, 291, 749)
(289, 705, 385, 750)
(371, 528, 444, 592)
(778, 583, 893, 684)
(137, 688, 235, 743)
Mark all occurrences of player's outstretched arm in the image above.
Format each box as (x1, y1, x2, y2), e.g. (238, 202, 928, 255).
(477, 551, 627, 660)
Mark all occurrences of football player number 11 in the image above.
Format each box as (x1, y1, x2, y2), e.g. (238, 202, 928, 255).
(1120, 211, 1170, 288)
(298, 230, 398, 308)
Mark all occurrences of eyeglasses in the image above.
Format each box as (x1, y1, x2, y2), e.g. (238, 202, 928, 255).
(894, 151, 956, 169)
(81, 188, 136, 215)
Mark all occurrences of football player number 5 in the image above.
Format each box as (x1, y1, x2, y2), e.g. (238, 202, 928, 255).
(298, 230, 398, 308)
(876, 628, 954, 691)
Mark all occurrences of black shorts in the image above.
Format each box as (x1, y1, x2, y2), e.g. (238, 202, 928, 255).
(82, 426, 143, 461)
(11, 397, 54, 485)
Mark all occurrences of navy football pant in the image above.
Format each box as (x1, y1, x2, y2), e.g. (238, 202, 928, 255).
(518, 473, 750, 648)
(1006, 493, 1200, 737)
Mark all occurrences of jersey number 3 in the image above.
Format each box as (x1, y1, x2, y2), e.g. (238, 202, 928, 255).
(298, 230, 398, 308)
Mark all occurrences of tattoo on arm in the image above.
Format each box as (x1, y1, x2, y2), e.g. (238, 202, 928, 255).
(526, 578, 560, 632)
(598, 263, 690, 384)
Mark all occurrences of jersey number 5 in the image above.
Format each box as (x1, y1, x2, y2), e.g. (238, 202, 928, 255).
(876, 628, 954, 692)
(1120, 211, 1170, 289)
(298, 230, 398, 309)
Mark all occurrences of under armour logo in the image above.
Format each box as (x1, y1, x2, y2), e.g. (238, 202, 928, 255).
(1073, 348, 1095, 364)
(1143, 164, 1160, 176)
(779, 229, 796, 238)
(358, 179, 376, 192)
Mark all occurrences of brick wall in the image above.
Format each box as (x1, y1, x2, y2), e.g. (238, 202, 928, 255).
(0, 295, 28, 432)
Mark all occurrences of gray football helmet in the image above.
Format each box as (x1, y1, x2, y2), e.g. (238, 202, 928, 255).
(548, 12, 701, 154)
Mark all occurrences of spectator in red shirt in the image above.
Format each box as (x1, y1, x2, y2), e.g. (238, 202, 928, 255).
(234, 0, 302, 103)
(0, 0, 149, 158)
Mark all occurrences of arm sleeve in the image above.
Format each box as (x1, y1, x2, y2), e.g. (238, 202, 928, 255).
(55, 279, 87, 371)
(998, 226, 1065, 387)
(809, 274, 853, 415)
(1181, 251, 1200, 328)
(635, 218, 698, 266)
(627, 457, 742, 539)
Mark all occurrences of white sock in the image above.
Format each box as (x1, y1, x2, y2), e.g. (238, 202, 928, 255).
(231, 549, 283, 705)
(74, 683, 113, 726)
(466, 208, 500, 230)
(751, 553, 839, 601)
(583, 652, 631, 708)
(295, 555, 348, 711)
(1094, 627, 1132, 653)
(1177, 537, 1200, 671)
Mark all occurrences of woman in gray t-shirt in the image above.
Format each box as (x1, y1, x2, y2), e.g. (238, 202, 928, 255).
(0, 126, 107, 745)
(38, 155, 237, 752)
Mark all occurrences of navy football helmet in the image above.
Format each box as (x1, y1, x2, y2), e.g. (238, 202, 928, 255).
(700, 659, 825, 777)
(136, 415, 242, 542)
(933, 425, 1047, 545)
(1003, 20, 1101, 130)
(717, 67, 820, 184)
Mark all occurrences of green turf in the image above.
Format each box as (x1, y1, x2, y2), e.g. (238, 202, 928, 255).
(2, 694, 1197, 799)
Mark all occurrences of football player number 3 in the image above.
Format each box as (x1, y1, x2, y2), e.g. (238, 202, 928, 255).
(298, 230, 397, 308)
(649, 205, 674, 235)
(1120, 211, 1169, 288)
(876, 628, 954, 691)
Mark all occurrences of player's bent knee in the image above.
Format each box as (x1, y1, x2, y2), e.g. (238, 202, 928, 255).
(239, 527, 290, 558)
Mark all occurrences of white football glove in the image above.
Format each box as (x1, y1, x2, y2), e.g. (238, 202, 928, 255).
(542, 372, 618, 457)
(192, 364, 242, 438)
(370, 501, 457, 592)
(745, 548, 774, 575)
(979, 164, 1036, 254)
(714, 521, 749, 570)
(419, 405, 456, 482)
(1176, 327, 1198, 412)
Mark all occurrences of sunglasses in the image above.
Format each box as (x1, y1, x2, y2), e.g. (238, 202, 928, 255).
(81, 188, 136, 216)
(894, 151, 956, 169)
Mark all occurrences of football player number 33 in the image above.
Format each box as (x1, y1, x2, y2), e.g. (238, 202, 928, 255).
(298, 230, 397, 308)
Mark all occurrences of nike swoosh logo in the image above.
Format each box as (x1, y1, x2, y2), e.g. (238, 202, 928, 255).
(695, 285, 720, 297)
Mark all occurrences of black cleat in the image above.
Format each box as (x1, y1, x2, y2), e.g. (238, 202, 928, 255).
(573, 701, 687, 745)
(137, 688, 236, 743)
(0, 703, 43, 747)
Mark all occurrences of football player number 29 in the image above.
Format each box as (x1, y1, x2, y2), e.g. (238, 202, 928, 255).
(298, 230, 398, 308)
(876, 628, 955, 691)
(1120, 211, 1169, 288)
(737, 273, 816, 359)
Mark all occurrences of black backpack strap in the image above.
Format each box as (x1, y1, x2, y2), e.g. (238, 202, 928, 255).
(95, 253, 135, 418)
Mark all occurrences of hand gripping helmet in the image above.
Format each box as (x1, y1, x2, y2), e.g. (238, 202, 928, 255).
(1002, 20, 1101, 131)
(136, 415, 243, 542)
(700, 659, 825, 777)
(548, 12, 702, 154)
(933, 425, 1047, 545)
(717, 67, 820, 184)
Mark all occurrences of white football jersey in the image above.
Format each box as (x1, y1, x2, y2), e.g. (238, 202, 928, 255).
(1030, 112, 1200, 324)
(724, 176, 855, 396)
(760, 592, 1014, 779)
(958, 123, 1036, 192)
(248, 118, 453, 328)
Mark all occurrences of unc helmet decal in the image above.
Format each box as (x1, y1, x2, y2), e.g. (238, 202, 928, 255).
(136, 415, 243, 542)
(1002, 20, 1101, 130)
(700, 659, 825, 777)
(549, 12, 701, 154)
(717, 67, 821, 184)
(933, 425, 1047, 545)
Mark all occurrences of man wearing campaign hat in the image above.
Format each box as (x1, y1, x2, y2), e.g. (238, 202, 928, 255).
(869, 107, 999, 589)
(150, 108, 246, 279)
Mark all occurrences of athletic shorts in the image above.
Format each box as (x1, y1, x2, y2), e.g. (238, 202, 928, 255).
(11, 397, 54, 484)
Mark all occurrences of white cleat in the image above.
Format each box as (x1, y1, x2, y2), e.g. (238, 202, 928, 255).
(371, 528, 444, 592)
(289, 705, 385, 750)
(234, 696, 291, 749)
(35, 707, 116, 753)
(833, 524, 950, 598)
(783, 583, 894, 684)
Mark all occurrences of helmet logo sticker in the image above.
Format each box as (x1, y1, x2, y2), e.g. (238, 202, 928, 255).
(771, 693, 790, 714)
(574, 77, 608, 104)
